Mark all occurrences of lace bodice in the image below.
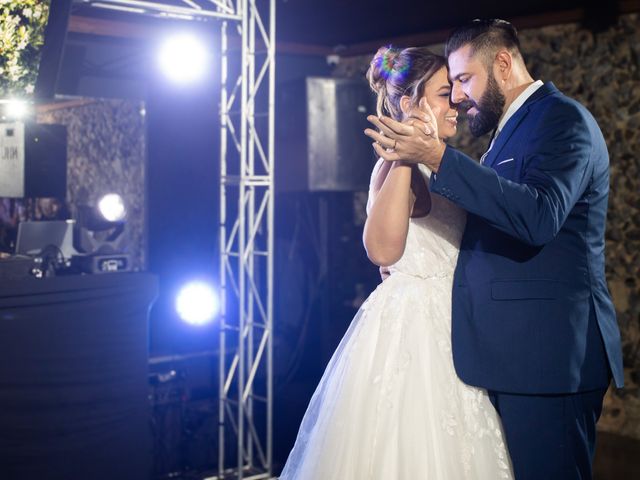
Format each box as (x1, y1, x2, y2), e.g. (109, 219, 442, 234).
(371, 163, 466, 279)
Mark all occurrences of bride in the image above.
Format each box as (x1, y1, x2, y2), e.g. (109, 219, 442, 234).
(279, 46, 513, 479)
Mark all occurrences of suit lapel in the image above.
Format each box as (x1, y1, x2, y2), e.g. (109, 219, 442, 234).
(484, 82, 558, 169)
(484, 107, 529, 168)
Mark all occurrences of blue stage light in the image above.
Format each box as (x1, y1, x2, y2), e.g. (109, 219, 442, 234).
(158, 34, 209, 84)
(175, 281, 219, 325)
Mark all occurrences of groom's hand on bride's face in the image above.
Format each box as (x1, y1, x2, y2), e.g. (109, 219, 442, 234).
(364, 101, 446, 173)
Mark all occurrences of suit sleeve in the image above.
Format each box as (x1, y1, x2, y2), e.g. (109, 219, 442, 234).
(430, 102, 594, 246)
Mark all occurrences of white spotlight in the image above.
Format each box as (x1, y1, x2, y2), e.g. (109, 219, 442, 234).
(98, 193, 126, 222)
(158, 34, 208, 84)
(176, 282, 219, 326)
(5, 99, 30, 119)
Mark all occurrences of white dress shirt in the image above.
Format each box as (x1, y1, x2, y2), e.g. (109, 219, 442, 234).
(496, 79, 544, 134)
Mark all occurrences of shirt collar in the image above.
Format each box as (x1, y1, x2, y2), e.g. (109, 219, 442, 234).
(496, 80, 544, 134)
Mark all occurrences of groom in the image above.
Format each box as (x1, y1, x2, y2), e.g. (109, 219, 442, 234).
(366, 19, 624, 480)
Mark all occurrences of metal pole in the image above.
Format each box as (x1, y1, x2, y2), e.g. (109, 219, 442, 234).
(238, 0, 248, 476)
(246, 0, 256, 470)
(266, 0, 276, 472)
(218, 18, 229, 478)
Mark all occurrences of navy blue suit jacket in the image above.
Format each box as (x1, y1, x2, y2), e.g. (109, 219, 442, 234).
(431, 82, 624, 394)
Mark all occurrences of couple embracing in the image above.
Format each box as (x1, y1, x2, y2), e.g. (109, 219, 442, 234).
(280, 19, 624, 480)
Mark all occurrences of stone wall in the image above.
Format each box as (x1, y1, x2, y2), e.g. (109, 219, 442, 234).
(334, 13, 640, 438)
(36, 98, 147, 271)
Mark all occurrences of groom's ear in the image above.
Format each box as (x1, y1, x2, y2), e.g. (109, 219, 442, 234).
(494, 50, 512, 83)
(400, 95, 412, 117)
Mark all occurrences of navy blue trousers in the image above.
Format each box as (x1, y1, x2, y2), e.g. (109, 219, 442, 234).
(489, 388, 608, 480)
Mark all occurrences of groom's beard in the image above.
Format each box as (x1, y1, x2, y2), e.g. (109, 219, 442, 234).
(460, 74, 506, 137)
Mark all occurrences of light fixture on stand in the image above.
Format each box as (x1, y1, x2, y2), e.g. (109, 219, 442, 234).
(71, 193, 131, 274)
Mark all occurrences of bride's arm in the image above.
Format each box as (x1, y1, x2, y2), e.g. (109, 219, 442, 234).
(363, 158, 414, 267)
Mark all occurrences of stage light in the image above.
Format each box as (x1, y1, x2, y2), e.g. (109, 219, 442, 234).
(71, 195, 130, 273)
(98, 193, 126, 222)
(158, 34, 209, 84)
(176, 281, 219, 326)
(3, 99, 30, 119)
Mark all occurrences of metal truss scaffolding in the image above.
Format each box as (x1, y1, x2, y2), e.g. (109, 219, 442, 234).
(215, 1, 275, 479)
(83, 2, 276, 479)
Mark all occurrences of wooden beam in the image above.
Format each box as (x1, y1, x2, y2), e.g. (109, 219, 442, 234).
(36, 98, 97, 113)
(68, 15, 153, 39)
(336, 8, 590, 57)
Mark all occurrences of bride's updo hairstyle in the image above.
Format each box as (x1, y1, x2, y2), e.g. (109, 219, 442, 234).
(367, 46, 446, 121)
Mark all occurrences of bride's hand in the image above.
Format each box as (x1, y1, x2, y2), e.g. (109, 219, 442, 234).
(408, 98, 440, 140)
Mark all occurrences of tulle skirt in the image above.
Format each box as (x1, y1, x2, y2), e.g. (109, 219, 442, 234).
(279, 272, 513, 480)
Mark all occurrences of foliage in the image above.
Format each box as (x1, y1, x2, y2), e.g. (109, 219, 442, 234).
(0, 0, 50, 98)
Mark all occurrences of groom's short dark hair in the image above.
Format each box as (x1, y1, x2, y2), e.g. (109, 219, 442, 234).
(445, 19, 522, 67)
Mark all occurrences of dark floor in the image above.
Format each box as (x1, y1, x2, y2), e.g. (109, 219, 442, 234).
(594, 431, 640, 480)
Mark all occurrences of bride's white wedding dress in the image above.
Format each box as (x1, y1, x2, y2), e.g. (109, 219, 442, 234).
(280, 164, 513, 479)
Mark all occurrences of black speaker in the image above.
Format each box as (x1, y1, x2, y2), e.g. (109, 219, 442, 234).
(277, 77, 377, 192)
(0, 122, 67, 198)
(25, 123, 67, 198)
